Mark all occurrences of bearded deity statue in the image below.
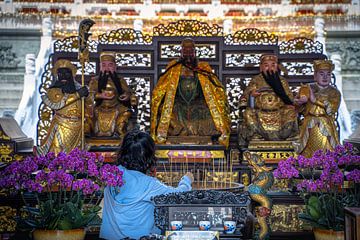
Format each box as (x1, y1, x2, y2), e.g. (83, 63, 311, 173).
(150, 38, 231, 147)
(86, 52, 138, 138)
(38, 59, 89, 155)
(294, 60, 340, 158)
(238, 54, 298, 146)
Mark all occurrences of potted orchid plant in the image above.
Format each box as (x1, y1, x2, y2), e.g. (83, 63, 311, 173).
(0, 148, 124, 240)
(274, 143, 360, 240)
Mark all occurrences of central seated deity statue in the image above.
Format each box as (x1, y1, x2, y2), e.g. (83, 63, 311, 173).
(150, 38, 231, 147)
(238, 54, 298, 145)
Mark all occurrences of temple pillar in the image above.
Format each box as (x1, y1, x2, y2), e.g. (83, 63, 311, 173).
(15, 17, 53, 141)
(315, 17, 326, 54)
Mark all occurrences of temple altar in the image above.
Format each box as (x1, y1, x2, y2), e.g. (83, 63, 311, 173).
(0, 19, 342, 240)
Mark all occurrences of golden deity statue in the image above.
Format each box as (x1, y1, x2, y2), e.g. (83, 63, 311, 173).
(86, 52, 138, 138)
(238, 54, 298, 146)
(294, 60, 340, 158)
(38, 59, 89, 155)
(150, 38, 231, 147)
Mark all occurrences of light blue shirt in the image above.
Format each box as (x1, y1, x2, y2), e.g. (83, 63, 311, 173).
(100, 165, 192, 240)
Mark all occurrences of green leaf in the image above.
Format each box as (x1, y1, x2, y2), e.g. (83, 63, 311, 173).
(58, 218, 73, 230)
(308, 196, 319, 206)
(307, 205, 321, 220)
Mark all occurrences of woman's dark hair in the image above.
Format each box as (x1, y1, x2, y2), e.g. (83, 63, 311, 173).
(117, 129, 157, 174)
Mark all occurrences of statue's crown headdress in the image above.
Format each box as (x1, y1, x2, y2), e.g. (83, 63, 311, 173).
(313, 59, 334, 72)
(52, 59, 77, 77)
(100, 51, 116, 62)
(260, 54, 278, 64)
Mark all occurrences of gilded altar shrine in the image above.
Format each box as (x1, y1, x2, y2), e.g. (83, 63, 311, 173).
(30, 19, 334, 239)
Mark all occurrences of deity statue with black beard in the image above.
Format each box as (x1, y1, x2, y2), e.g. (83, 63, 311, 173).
(86, 52, 137, 138)
(151, 38, 231, 147)
(38, 59, 89, 155)
(238, 54, 298, 146)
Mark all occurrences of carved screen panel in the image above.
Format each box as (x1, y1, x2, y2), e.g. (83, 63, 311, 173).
(279, 37, 323, 54)
(123, 76, 151, 131)
(37, 58, 55, 145)
(225, 52, 262, 68)
(224, 28, 278, 45)
(160, 43, 217, 60)
(269, 204, 305, 232)
(98, 28, 152, 45)
(281, 61, 314, 76)
(54, 36, 98, 53)
(71, 61, 96, 75)
(115, 52, 152, 68)
(225, 76, 252, 129)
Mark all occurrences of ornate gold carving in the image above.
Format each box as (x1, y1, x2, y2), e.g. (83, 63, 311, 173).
(37, 102, 54, 146)
(248, 140, 295, 150)
(270, 178, 293, 192)
(247, 140, 297, 163)
(205, 171, 238, 183)
(0, 144, 12, 155)
(249, 151, 297, 164)
(54, 36, 98, 53)
(269, 204, 306, 232)
(0, 155, 12, 163)
(13, 154, 23, 161)
(0, 143, 13, 163)
(37, 57, 55, 146)
(54, 36, 79, 52)
(0, 130, 10, 140)
(241, 173, 250, 186)
(0, 206, 17, 232)
(155, 150, 170, 159)
(279, 37, 323, 54)
(99, 28, 152, 44)
(153, 20, 223, 37)
(225, 28, 278, 45)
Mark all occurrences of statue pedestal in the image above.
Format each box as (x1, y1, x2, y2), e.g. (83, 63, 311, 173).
(246, 140, 297, 164)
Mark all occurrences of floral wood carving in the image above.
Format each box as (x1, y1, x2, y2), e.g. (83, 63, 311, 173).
(225, 28, 278, 45)
(98, 28, 152, 45)
(153, 20, 223, 37)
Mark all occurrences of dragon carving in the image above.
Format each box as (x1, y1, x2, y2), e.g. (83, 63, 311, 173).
(244, 151, 274, 240)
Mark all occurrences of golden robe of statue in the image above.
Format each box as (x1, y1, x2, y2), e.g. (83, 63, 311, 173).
(38, 59, 87, 155)
(150, 59, 231, 147)
(38, 88, 82, 155)
(297, 83, 340, 158)
(239, 74, 298, 142)
(87, 76, 133, 137)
